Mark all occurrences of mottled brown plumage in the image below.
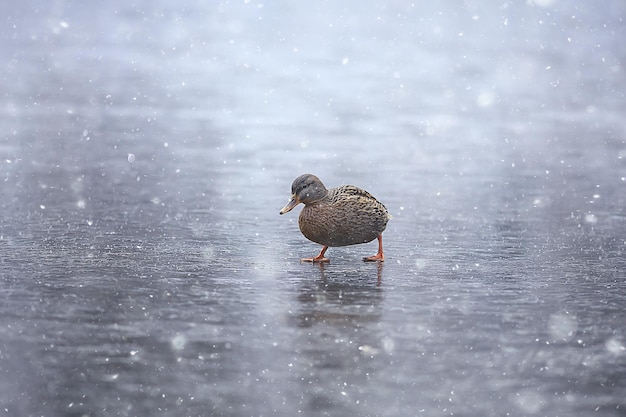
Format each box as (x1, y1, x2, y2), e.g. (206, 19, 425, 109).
(279, 174, 390, 263)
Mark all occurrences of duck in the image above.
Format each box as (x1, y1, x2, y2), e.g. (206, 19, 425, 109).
(279, 174, 390, 263)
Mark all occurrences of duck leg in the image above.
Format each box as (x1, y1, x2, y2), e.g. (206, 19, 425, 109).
(363, 234, 385, 262)
(302, 246, 330, 263)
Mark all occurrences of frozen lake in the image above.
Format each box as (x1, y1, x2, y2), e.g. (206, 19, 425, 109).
(2, 1, 626, 416)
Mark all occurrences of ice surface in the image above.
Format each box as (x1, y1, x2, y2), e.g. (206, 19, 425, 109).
(1, 1, 625, 416)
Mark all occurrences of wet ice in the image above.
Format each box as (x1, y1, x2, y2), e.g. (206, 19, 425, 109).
(1, 1, 626, 417)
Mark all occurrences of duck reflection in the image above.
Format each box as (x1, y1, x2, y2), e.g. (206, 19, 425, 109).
(292, 262, 384, 328)
(287, 263, 386, 412)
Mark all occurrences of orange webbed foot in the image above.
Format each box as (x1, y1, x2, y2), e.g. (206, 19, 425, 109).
(301, 246, 329, 263)
(301, 256, 330, 263)
(363, 253, 384, 262)
(363, 234, 385, 262)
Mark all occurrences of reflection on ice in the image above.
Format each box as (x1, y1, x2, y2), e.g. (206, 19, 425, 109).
(605, 338, 625, 356)
(547, 313, 578, 343)
(1, 0, 625, 416)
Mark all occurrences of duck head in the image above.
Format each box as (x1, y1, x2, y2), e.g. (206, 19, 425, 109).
(279, 174, 328, 214)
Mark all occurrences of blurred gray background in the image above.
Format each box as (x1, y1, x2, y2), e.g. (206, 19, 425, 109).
(1, 1, 625, 416)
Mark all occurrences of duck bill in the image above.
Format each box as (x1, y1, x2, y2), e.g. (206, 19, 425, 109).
(279, 195, 299, 214)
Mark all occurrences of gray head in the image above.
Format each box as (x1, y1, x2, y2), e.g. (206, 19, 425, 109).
(279, 174, 328, 214)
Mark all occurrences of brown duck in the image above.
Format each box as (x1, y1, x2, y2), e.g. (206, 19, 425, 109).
(279, 174, 390, 263)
